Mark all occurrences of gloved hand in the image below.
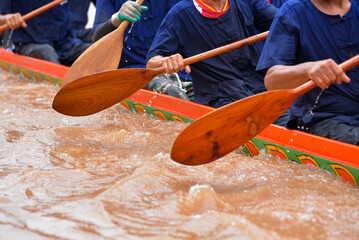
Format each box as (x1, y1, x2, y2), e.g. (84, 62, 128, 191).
(111, 1, 148, 27)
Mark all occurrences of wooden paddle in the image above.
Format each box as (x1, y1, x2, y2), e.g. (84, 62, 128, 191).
(61, 0, 145, 86)
(52, 31, 269, 116)
(171, 54, 359, 166)
(0, 0, 67, 35)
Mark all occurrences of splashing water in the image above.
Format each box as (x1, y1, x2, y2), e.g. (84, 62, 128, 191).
(0, 72, 359, 239)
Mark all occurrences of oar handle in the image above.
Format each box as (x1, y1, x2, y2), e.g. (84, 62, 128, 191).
(294, 54, 359, 96)
(0, 0, 67, 34)
(183, 31, 268, 66)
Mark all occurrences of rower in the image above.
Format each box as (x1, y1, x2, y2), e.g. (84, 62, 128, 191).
(257, 0, 359, 145)
(0, 0, 91, 67)
(146, 0, 289, 126)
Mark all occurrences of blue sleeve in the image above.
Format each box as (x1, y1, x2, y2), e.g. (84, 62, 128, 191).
(251, 0, 278, 31)
(0, 0, 11, 14)
(256, 7, 299, 71)
(146, 20, 181, 62)
(93, 0, 117, 29)
(271, 0, 289, 8)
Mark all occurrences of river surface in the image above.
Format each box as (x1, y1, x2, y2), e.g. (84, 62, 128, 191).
(1, 72, 359, 240)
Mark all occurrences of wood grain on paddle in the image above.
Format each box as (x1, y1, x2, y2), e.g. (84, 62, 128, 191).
(171, 54, 359, 166)
(0, 0, 67, 35)
(61, 0, 145, 87)
(53, 31, 269, 116)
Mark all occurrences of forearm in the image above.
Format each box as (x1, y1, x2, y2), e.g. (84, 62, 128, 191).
(264, 63, 312, 90)
(92, 19, 117, 42)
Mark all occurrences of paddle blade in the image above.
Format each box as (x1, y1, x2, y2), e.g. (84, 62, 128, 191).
(171, 90, 295, 165)
(62, 25, 126, 86)
(52, 68, 157, 116)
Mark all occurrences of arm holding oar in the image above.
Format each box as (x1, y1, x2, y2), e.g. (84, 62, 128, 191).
(264, 60, 350, 90)
(0, 0, 67, 35)
(1, 0, 89, 66)
(92, 0, 148, 42)
(0, 13, 27, 32)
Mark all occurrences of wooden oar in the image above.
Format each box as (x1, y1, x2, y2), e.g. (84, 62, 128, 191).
(52, 31, 269, 116)
(61, 0, 145, 86)
(171, 54, 359, 166)
(0, 0, 67, 35)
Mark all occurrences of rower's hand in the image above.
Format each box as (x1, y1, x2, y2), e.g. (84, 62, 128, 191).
(162, 54, 191, 74)
(308, 59, 350, 89)
(5, 13, 27, 29)
(111, 0, 148, 27)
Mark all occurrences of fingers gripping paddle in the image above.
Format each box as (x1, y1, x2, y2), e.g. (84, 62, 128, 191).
(52, 31, 269, 116)
(61, 0, 145, 87)
(171, 54, 359, 166)
(0, 0, 67, 35)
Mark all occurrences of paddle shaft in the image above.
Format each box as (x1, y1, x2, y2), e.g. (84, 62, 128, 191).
(0, 0, 67, 34)
(149, 31, 269, 73)
(185, 31, 268, 65)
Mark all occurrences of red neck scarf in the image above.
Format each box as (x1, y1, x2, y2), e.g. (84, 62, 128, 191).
(193, 0, 230, 18)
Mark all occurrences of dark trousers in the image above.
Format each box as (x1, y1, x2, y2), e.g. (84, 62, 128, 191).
(310, 119, 359, 145)
(144, 73, 193, 101)
(14, 42, 90, 67)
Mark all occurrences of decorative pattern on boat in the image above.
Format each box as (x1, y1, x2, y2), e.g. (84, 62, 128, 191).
(1, 59, 358, 186)
(0, 60, 62, 87)
(243, 139, 359, 186)
(121, 99, 193, 123)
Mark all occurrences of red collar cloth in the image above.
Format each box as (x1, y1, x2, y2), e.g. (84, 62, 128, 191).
(193, 0, 230, 18)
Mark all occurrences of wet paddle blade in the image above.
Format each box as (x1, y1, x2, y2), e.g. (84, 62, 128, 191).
(171, 90, 296, 165)
(62, 0, 145, 86)
(53, 68, 158, 116)
(62, 24, 126, 86)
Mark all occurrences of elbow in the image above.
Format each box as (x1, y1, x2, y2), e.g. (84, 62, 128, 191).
(146, 59, 153, 69)
(91, 28, 99, 43)
(264, 67, 276, 91)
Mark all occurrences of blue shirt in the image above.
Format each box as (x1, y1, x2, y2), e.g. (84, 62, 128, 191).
(270, 0, 289, 8)
(0, 0, 80, 57)
(93, 0, 180, 68)
(147, 0, 277, 106)
(257, 0, 359, 130)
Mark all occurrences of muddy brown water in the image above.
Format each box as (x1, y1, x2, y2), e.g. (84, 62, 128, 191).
(1, 72, 359, 240)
